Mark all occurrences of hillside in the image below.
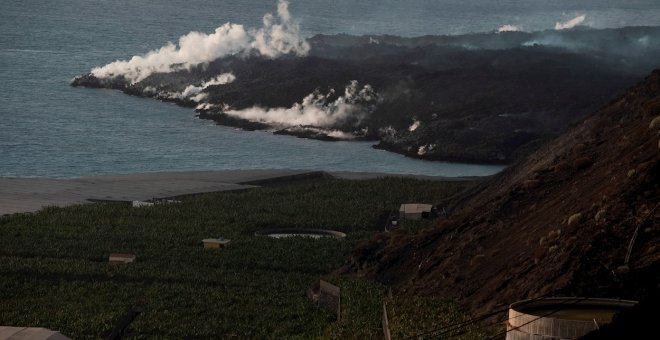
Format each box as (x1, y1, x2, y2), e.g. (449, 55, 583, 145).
(350, 70, 660, 314)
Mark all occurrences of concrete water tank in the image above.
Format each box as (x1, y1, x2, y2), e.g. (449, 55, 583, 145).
(506, 297, 637, 340)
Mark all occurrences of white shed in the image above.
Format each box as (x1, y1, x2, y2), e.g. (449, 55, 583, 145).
(203, 238, 231, 249)
(399, 203, 433, 220)
(109, 253, 136, 264)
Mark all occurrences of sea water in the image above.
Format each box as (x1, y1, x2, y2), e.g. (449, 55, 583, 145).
(1, 0, 659, 178)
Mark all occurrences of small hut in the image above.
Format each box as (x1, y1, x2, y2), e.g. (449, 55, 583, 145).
(399, 203, 433, 220)
(202, 238, 231, 249)
(131, 200, 154, 207)
(109, 253, 136, 264)
(307, 280, 341, 321)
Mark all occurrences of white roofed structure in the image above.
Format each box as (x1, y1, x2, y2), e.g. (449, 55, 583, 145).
(0, 327, 70, 340)
(399, 203, 433, 220)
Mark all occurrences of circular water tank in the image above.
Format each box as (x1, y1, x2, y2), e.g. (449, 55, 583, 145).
(506, 297, 637, 340)
(254, 228, 346, 239)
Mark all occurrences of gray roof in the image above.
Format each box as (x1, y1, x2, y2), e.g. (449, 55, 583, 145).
(0, 327, 70, 340)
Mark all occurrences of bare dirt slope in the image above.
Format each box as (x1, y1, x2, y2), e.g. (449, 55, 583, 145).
(350, 70, 660, 313)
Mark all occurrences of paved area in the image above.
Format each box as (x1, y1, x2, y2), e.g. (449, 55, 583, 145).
(0, 170, 470, 215)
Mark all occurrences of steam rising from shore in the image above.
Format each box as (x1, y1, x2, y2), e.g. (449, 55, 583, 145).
(498, 24, 522, 33)
(498, 14, 587, 34)
(174, 73, 236, 101)
(91, 0, 309, 83)
(555, 15, 586, 30)
(224, 81, 378, 127)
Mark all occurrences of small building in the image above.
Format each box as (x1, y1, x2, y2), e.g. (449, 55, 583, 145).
(399, 203, 433, 220)
(203, 238, 231, 249)
(132, 200, 154, 208)
(307, 280, 341, 321)
(109, 253, 136, 264)
(0, 326, 70, 340)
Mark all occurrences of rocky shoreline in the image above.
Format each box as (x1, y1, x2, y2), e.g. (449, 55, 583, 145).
(72, 27, 660, 164)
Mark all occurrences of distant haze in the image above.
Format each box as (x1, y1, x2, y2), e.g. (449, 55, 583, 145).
(84, 0, 658, 84)
(289, 0, 660, 36)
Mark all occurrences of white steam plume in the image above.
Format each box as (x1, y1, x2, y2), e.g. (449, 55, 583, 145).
(408, 120, 421, 131)
(555, 15, 586, 30)
(224, 81, 378, 127)
(497, 24, 522, 33)
(91, 0, 309, 83)
(281, 126, 361, 139)
(173, 73, 236, 101)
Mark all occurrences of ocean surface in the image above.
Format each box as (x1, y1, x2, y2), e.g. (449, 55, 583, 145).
(2, 0, 659, 178)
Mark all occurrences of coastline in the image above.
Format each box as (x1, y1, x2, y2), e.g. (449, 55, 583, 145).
(0, 169, 484, 215)
(69, 27, 660, 166)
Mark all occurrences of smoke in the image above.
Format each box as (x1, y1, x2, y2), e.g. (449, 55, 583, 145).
(638, 36, 651, 48)
(521, 35, 590, 51)
(173, 73, 236, 101)
(223, 81, 378, 127)
(250, 1, 310, 57)
(91, 0, 309, 83)
(417, 144, 436, 156)
(519, 14, 589, 47)
(555, 15, 586, 30)
(408, 120, 421, 131)
(498, 24, 522, 33)
(280, 126, 362, 139)
(196, 102, 216, 111)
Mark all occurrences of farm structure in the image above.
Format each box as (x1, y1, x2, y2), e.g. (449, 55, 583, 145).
(202, 238, 231, 249)
(399, 203, 433, 220)
(0, 326, 70, 340)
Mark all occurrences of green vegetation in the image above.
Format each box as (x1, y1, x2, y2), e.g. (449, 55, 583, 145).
(386, 296, 488, 339)
(322, 278, 386, 339)
(0, 178, 472, 338)
(320, 279, 489, 339)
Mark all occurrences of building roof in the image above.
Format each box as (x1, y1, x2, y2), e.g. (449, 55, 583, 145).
(108, 253, 136, 263)
(202, 238, 231, 244)
(0, 327, 70, 340)
(399, 203, 433, 214)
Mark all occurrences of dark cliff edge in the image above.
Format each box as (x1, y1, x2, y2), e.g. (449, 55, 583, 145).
(348, 70, 660, 320)
(72, 27, 660, 164)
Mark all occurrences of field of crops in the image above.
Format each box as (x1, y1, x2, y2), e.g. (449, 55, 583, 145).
(0, 177, 475, 338)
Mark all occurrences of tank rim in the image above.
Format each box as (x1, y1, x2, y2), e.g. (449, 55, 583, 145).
(254, 228, 347, 238)
(509, 297, 638, 315)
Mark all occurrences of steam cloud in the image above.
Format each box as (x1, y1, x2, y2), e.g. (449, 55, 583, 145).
(91, 0, 309, 83)
(498, 24, 522, 33)
(173, 73, 236, 101)
(555, 15, 586, 30)
(408, 120, 421, 131)
(223, 81, 378, 127)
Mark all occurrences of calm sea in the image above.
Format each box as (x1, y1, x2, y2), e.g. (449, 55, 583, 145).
(1, 0, 658, 178)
